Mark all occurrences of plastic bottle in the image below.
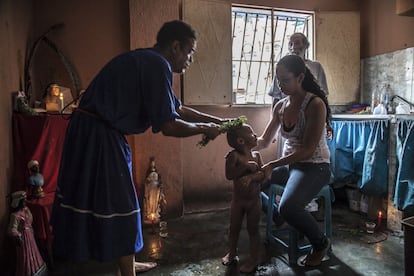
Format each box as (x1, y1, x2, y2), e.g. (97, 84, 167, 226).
(371, 85, 380, 113)
(373, 103, 387, 115)
(396, 102, 410, 114)
(382, 84, 392, 113)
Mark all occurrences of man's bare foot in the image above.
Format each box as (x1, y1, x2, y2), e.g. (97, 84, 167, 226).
(239, 258, 258, 273)
(134, 261, 157, 272)
(221, 253, 239, 266)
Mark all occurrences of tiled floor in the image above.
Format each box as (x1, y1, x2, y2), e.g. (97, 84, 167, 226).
(25, 197, 408, 275)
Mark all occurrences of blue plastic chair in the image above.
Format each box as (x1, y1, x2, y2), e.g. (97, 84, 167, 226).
(262, 184, 335, 265)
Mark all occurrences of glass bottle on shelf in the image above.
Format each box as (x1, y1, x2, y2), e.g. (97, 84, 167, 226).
(373, 84, 389, 115)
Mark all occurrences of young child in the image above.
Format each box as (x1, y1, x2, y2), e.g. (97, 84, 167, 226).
(221, 123, 265, 273)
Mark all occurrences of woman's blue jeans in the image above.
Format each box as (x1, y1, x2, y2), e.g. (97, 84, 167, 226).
(263, 162, 331, 249)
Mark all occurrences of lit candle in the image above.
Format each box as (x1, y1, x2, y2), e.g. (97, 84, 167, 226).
(377, 211, 383, 229)
(59, 92, 64, 111)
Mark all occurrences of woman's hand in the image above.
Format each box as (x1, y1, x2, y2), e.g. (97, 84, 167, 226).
(238, 170, 265, 192)
(326, 125, 334, 140)
(262, 163, 274, 183)
(246, 161, 259, 173)
(253, 137, 265, 151)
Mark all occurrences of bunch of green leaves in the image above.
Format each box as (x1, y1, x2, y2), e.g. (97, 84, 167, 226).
(197, 115, 247, 148)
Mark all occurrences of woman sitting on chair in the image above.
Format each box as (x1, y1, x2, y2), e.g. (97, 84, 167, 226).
(257, 54, 332, 267)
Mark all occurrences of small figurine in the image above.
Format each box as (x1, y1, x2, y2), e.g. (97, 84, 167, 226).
(27, 160, 45, 199)
(143, 158, 164, 224)
(15, 91, 38, 115)
(7, 191, 47, 276)
(42, 83, 62, 112)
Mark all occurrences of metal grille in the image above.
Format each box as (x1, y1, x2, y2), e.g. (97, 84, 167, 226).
(232, 6, 313, 105)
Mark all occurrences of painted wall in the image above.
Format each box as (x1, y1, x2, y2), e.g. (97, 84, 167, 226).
(128, 0, 185, 218)
(0, 0, 34, 266)
(29, 0, 129, 102)
(361, 0, 414, 58)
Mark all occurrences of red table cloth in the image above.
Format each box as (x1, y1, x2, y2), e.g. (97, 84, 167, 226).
(12, 113, 69, 261)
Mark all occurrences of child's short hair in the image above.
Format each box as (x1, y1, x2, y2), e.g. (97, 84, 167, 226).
(226, 124, 247, 150)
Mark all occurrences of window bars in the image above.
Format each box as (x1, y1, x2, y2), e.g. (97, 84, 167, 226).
(232, 6, 313, 104)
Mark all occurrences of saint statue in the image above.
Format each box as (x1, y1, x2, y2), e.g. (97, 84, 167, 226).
(7, 191, 47, 276)
(15, 91, 38, 115)
(42, 83, 62, 112)
(27, 160, 45, 199)
(143, 158, 163, 224)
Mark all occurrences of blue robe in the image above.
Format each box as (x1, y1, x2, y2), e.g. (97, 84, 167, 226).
(51, 48, 180, 262)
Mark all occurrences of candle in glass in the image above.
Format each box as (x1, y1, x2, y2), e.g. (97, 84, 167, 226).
(59, 92, 64, 111)
(377, 211, 383, 229)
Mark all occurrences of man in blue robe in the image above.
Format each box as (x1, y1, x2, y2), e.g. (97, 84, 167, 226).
(51, 20, 226, 276)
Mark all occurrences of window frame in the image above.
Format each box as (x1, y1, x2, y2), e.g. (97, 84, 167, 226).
(231, 4, 314, 106)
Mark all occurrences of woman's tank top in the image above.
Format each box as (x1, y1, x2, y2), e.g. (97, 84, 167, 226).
(278, 92, 330, 163)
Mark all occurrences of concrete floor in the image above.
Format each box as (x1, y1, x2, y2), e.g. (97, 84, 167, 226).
(47, 198, 406, 276)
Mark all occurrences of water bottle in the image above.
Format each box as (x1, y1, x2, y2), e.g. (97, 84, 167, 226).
(371, 85, 380, 113)
(373, 103, 387, 115)
(382, 84, 392, 113)
(396, 102, 410, 114)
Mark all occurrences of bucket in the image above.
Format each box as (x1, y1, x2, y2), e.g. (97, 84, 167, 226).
(402, 216, 414, 276)
(346, 188, 361, 212)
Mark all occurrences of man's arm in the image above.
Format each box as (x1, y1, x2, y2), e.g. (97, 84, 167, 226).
(160, 118, 220, 139)
(309, 61, 329, 95)
(177, 105, 224, 124)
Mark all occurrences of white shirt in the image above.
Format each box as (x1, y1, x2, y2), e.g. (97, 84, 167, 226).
(279, 93, 330, 164)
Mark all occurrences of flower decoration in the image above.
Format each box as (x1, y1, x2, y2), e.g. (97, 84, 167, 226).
(197, 115, 247, 148)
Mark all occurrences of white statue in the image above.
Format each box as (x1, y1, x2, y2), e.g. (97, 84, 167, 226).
(143, 158, 162, 224)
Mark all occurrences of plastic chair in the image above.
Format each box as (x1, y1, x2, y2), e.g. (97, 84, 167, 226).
(263, 184, 335, 265)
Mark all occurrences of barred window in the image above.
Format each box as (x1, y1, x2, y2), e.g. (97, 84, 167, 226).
(232, 6, 313, 105)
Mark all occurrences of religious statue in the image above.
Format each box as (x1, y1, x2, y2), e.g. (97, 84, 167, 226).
(27, 160, 45, 199)
(7, 191, 47, 276)
(42, 83, 63, 112)
(143, 158, 165, 224)
(14, 91, 38, 115)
